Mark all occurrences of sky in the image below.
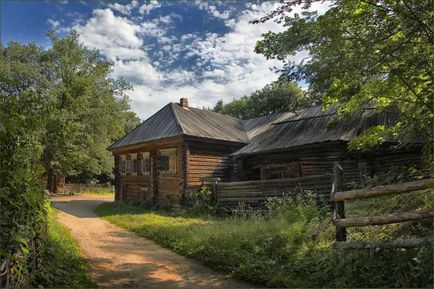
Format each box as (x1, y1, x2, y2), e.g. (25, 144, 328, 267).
(1, 0, 329, 120)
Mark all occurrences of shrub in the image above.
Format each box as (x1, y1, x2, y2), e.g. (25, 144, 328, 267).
(183, 184, 215, 215)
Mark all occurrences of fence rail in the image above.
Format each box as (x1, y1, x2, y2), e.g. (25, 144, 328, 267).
(331, 162, 434, 248)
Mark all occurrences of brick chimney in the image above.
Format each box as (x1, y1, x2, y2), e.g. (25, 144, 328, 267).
(180, 97, 188, 108)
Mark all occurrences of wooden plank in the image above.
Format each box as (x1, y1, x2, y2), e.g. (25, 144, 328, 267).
(332, 163, 346, 241)
(334, 210, 434, 228)
(335, 237, 432, 249)
(332, 179, 434, 201)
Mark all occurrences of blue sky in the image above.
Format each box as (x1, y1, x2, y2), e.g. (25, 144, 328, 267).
(1, 0, 329, 119)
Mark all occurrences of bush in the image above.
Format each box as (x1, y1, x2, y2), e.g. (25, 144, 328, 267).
(183, 185, 215, 215)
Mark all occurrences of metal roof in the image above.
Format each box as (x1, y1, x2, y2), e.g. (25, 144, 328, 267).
(108, 104, 182, 150)
(232, 106, 400, 156)
(172, 104, 248, 143)
(108, 103, 249, 150)
(109, 102, 408, 153)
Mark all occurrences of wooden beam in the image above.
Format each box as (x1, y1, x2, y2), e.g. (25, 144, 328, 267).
(331, 179, 434, 201)
(333, 163, 347, 241)
(334, 210, 434, 228)
(335, 237, 432, 249)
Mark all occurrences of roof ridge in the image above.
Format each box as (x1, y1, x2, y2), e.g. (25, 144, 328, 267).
(170, 102, 186, 134)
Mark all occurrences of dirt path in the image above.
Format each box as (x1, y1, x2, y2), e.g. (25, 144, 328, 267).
(51, 194, 250, 288)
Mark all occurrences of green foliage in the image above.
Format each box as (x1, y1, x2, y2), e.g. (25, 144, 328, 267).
(183, 185, 215, 215)
(42, 31, 139, 191)
(214, 79, 310, 119)
(0, 42, 49, 288)
(96, 193, 432, 288)
(36, 209, 94, 288)
(0, 32, 137, 287)
(255, 0, 433, 151)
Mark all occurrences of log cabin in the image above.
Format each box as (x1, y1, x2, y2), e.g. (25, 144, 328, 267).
(108, 98, 423, 208)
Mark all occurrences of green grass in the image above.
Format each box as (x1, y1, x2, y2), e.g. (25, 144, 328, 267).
(95, 193, 433, 288)
(65, 183, 114, 195)
(37, 209, 95, 288)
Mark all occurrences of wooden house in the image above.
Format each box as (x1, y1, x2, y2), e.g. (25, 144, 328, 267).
(108, 98, 423, 208)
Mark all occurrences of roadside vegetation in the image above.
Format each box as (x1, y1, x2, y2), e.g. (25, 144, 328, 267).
(37, 208, 94, 288)
(64, 183, 115, 196)
(96, 189, 433, 288)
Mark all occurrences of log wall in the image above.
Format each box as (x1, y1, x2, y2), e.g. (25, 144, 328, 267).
(216, 175, 332, 207)
(119, 174, 152, 203)
(186, 139, 244, 186)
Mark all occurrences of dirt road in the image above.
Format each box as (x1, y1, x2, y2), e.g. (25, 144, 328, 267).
(51, 194, 250, 288)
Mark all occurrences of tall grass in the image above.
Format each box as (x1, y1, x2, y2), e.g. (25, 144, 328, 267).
(36, 209, 94, 288)
(64, 183, 114, 195)
(96, 191, 432, 288)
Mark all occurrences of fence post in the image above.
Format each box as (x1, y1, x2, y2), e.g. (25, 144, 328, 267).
(333, 162, 347, 241)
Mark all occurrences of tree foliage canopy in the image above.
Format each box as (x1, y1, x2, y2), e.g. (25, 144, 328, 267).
(42, 31, 139, 190)
(213, 80, 309, 119)
(0, 31, 139, 189)
(254, 0, 433, 151)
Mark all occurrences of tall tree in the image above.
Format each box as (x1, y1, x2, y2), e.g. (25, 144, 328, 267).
(216, 79, 309, 119)
(253, 0, 433, 152)
(42, 31, 139, 192)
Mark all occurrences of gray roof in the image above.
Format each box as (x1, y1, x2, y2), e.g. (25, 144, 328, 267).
(109, 102, 408, 153)
(108, 103, 248, 150)
(232, 106, 400, 156)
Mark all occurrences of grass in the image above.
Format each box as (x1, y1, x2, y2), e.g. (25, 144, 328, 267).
(64, 183, 114, 195)
(95, 192, 433, 288)
(37, 208, 95, 288)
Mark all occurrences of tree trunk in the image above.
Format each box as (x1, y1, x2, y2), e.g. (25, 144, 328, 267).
(46, 167, 57, 194)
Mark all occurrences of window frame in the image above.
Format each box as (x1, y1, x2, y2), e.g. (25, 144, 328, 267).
(159, 148, 177, 175)
(141, 152, 150, 175)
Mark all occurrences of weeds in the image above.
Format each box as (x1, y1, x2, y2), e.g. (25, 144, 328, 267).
(96, 191, 433, 288)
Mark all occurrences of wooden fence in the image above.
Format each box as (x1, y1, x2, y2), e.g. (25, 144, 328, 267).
(213, 174, 332, 207)
(330, 163, 434, 248)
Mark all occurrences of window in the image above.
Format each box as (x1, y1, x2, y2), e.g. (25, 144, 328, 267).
(159, 155, 170, 171)
(126, 159, 132, 174)
(133, 159, 138, 173)
(119, 155, 127, 175)
(159, 148, 176, 174)
(142, 152, 150, 174)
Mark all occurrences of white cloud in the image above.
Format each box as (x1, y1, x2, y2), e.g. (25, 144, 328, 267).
(48, 18, 60, 29)
(138, 0, 161, 14)
(72, 1, 329, 119)
(108, 0, 138, 15)
(74, 9, 145, 60)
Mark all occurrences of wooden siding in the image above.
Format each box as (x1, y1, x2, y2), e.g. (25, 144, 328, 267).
(186, 140, 242, 186)
(216, 175, 332, 207)
(119, 175, 152, 203)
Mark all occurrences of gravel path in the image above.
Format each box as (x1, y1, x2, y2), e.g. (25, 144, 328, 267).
(51, 194, 250, 289)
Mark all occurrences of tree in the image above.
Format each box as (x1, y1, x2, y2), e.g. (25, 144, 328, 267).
(42, 31, 139, 192)
(217, 79, 309, 119)
(254, 0, 433, 152)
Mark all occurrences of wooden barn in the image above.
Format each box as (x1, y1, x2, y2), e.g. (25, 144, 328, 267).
(108, 98, 423, 208)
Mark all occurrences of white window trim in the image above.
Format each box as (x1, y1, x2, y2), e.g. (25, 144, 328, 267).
(159, 148, 177, 175)
(142, 152, 150, 175)
(120, 155, 127, 175)
(130, 153, 137, 175)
